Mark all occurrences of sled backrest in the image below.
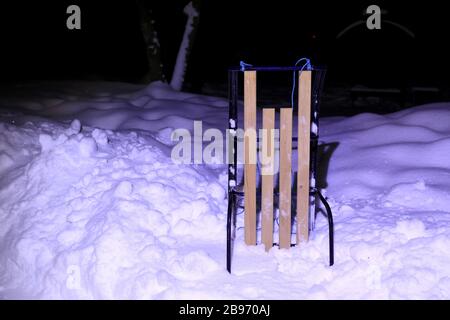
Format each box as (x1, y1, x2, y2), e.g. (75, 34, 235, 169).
(227, 65, 333, 273)
(241, 69, 312, 250)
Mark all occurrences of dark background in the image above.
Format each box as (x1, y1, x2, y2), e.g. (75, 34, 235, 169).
(0, 0, 448, 113)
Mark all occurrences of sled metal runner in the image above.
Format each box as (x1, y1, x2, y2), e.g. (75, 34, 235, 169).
(226, 65, 334, 273)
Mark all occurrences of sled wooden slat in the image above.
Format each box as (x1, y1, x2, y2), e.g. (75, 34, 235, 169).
(297, 71, 312, 244)
(261, 108, 275, 251)
(244, 71, 257, 245)
(279, 107, 292, 249)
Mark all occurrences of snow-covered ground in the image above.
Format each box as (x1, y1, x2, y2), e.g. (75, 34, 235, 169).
(1, 81, 450, 299)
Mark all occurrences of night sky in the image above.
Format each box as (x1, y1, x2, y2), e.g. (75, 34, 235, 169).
(0, 1, 448, 91)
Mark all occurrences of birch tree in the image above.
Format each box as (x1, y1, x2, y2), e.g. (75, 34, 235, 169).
(170, 1, 200, 91)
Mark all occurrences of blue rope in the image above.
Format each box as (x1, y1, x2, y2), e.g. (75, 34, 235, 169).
(291, 58, 312, 108)
(240, 61, 253, 71)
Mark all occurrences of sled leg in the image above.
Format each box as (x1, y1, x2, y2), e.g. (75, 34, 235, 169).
(226, 191, 235, 273)
(318, 190, 334, 266)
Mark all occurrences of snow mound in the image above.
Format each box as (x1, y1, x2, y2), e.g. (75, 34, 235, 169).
(0, 117, 227, 299)
(321, 103, 450, 201)
(0, 81, 228, 138)
(2, 82, 450, 299)
(383, 180, 450, 212)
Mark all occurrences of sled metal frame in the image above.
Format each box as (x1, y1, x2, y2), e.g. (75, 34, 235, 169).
(226, 65, 334, 273)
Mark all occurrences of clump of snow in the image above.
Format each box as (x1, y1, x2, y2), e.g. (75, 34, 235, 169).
(395, 219, 427, 241)
(66, 119, 81, 135)
(92, 128, 109, 146)
(79, 137, 97, 157)
(1, 81, 450, 299)
(38, 133, 68, 151)
(383, 181, 450, 212)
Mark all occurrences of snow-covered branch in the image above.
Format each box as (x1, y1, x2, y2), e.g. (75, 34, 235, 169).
(170, 1, 199, 91)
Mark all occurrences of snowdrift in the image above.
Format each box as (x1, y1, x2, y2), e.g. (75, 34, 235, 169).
(1, 81, 450, 299)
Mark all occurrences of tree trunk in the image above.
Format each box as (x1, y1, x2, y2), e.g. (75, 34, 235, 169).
(137, 0, 165, 83)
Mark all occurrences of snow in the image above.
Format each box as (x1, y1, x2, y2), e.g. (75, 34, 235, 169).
(1, 81, 450, 299)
